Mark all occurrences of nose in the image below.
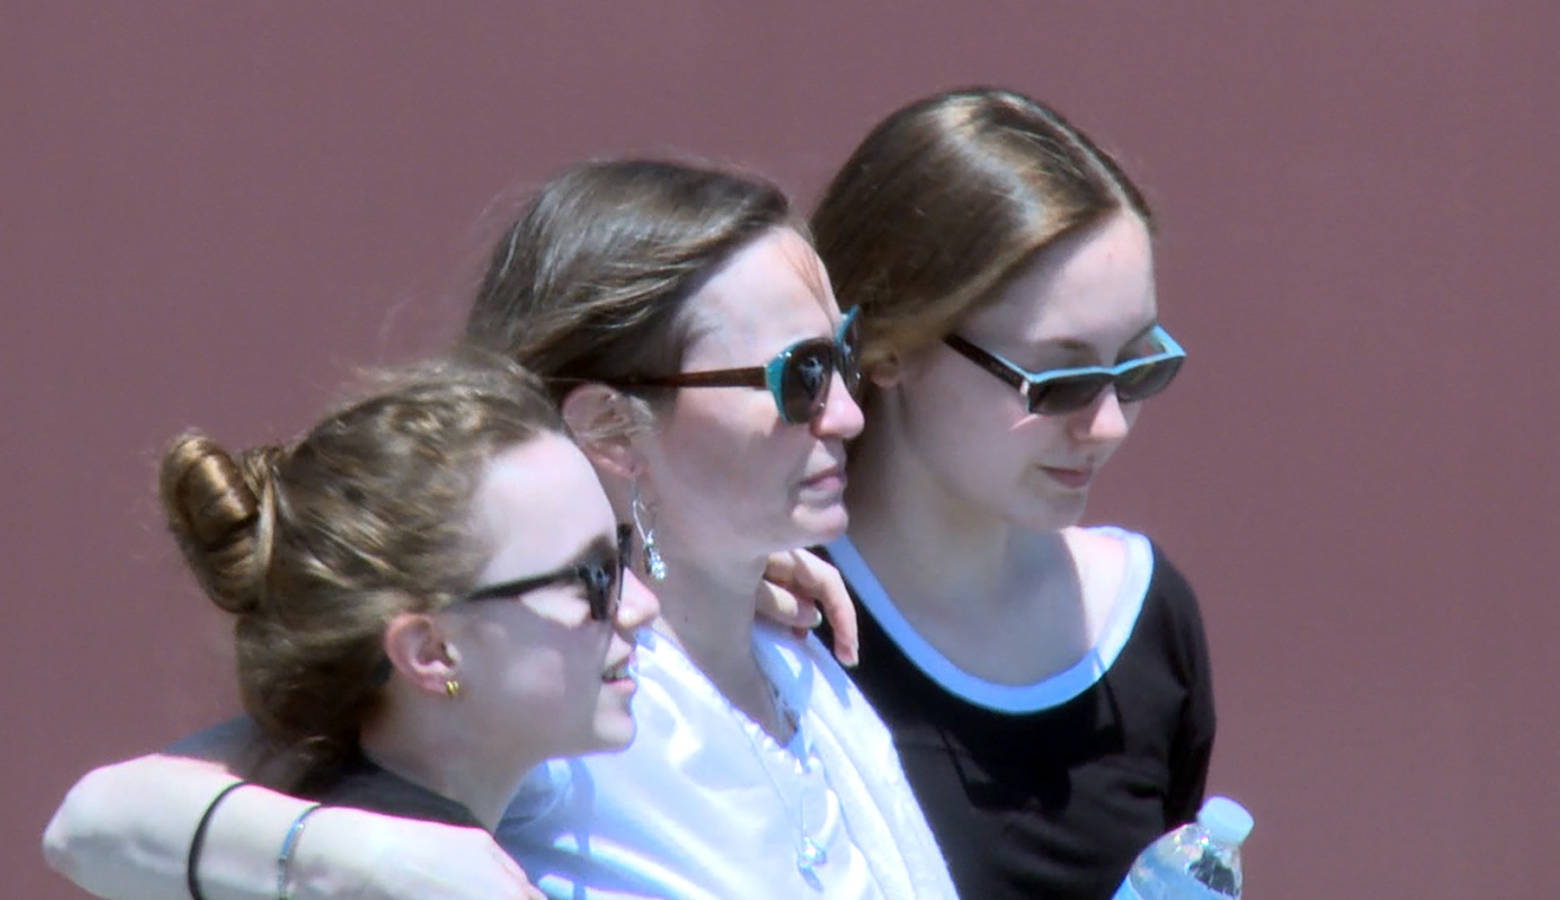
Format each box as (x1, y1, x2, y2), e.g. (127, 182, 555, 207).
(1071, 386, 1132, 445)
(615, 569, 660, 633)
(812, 371, 865, 439)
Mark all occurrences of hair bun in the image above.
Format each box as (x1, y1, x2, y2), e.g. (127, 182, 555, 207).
(160, 432, 281, 615)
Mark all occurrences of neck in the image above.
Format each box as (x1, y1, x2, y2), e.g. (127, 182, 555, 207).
(647, 546, 767, 685)
(845, 418, 1029, 606)
(358, 698, 543, 831)
(846, 419, 1104, 682)
(642, 543, 794, 740)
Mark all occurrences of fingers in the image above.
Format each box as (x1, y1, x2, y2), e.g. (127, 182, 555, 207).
(754, 581, 812, 627)
(760, 549, 858, 667)
(756, 552, 817, 627)
(788, 549, 859, 667)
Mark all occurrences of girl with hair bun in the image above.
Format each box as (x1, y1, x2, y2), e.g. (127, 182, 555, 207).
(52, 355, 658, 899)
(811, 87, 1215, 900)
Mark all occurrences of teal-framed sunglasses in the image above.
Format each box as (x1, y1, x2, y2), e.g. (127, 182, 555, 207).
(943, 324, 1185, 415)
(614, 308, 861, 425)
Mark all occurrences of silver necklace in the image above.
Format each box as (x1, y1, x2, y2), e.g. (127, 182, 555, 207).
(736, 671, 828, 878)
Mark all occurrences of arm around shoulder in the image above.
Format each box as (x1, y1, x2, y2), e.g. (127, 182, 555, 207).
(43, 752, 542, 899)
(42, 752, 279, 899)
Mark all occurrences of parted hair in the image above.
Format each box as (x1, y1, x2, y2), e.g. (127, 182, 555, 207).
(159, 353, 560, 786)
(811, 87, 1153, 371)
(464, 159, 795, 394)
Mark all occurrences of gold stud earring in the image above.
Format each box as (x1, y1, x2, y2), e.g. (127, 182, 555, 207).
(444, 679, 462, 699)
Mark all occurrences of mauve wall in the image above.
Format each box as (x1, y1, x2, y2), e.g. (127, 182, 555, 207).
(6, 3, 1557, 897)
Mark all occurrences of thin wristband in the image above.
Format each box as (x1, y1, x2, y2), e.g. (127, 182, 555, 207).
(187, 780, 251, 900)
(275, 802, 323, 900)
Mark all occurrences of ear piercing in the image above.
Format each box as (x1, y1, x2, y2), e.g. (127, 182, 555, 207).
(631, 477, 668, 581)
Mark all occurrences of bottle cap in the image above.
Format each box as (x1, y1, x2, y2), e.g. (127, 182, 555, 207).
(1197, 796, 1254, 846)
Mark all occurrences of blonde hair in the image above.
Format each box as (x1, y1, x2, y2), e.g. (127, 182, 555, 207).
(160, 353, 560, 787)
(812, 87, 1153, 372)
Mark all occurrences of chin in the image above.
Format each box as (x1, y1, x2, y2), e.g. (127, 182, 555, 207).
(594, 716, 638, 752)
(792, 503, 850, 544)
(1010, 494, 1089, 533)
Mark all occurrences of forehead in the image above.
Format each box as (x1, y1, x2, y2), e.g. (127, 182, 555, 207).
(470, 433, 614, 580)
(967, 212, 1157, 345)
(679, 227, 840, 364)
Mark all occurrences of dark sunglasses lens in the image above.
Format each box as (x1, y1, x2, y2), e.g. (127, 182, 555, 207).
(580, 564, 613, 620)
(586, 527, 633, 621)
(779, 343, 833, 423)
(1115, 357, 1182, 403)
(613, 527, 632, 616)
(1029, 374, 1113, 415)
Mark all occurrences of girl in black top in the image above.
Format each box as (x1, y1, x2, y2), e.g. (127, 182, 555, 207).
(812, 87, 1215, 899)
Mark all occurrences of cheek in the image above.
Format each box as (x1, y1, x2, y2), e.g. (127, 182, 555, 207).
(901, 359, 1031, 459)
(655, 392, 806, 514)
(484, 625, 608, 709)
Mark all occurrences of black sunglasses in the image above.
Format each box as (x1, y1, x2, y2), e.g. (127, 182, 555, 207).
(613, 309, 861, 425)
(462, 524, 633, 622)
(943, 325, 1186, 415)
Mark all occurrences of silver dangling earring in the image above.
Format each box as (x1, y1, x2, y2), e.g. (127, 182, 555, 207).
(631, 477, 667, 582)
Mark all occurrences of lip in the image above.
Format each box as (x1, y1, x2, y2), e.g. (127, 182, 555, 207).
(1039, 465, 1096, 490)
(602, 649, 637, 687)
(799, 465, 846, 492)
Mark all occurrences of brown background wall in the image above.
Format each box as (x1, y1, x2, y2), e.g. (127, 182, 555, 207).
(6, 2, 1557, 897)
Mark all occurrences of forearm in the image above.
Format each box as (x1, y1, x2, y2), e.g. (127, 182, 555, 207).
(42, 754, 314, 899)
(43, 752, 539, 899)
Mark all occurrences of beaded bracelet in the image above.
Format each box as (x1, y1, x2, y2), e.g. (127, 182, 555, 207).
(275, 802, 323, 900)
(186, 780, 251, 900)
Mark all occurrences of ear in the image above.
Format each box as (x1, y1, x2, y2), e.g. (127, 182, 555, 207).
(382, 613, 458, 697)
(560, 383, 643, 481)
(866, 350, 903, 389)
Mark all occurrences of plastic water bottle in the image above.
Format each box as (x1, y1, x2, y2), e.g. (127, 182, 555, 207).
(1111, 796, 1254, 899)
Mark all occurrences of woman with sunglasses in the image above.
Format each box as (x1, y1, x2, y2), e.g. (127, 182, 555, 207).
(46, 355, 657, 900)
(468, 159, 953, 899)
(44, 162, 951, 900)
(809, 86, 1215, 900)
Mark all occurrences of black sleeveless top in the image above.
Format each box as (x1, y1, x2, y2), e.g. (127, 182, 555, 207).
(821, 535, 1215, 900)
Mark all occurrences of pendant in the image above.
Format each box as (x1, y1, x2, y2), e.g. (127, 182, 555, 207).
(795, 835, 827, 873)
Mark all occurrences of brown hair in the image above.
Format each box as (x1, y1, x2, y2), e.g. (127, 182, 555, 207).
(464, 159, 795, 397)
(159, 353, 560, 787)
(811, 87, 1153, 371)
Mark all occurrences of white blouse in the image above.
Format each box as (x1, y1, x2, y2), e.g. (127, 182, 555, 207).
(496, 622, 957, 900)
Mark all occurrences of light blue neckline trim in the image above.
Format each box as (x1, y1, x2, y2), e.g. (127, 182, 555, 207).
(826, 526, 1153, 713)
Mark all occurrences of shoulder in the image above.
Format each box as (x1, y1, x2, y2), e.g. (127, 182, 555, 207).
(315, 753, 482, 828)
(753, 621, 891, 742)
(1141, 538, 1203, 638)
(1072, 526, 1197, 603)
(1071, 526, 1205, 654)
(1145, 538, 1197, 606)
(1091, 530, 1210, 680)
